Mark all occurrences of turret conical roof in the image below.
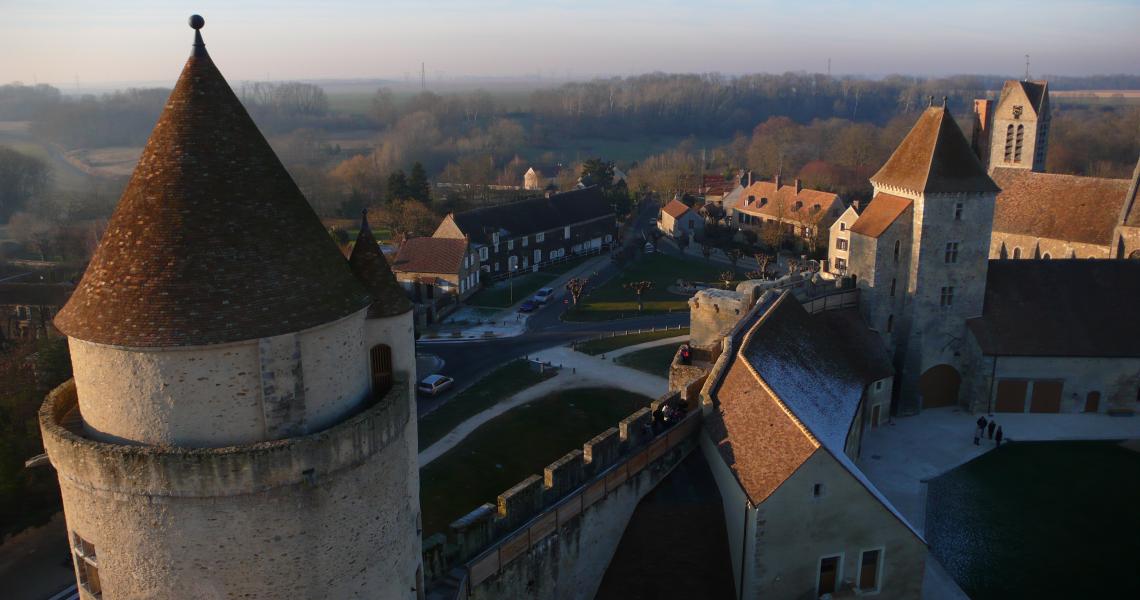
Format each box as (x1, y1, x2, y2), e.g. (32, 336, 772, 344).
(55, 19, 370, 347)
(871, 106, 999, 195)
(348, 211, 413, 318)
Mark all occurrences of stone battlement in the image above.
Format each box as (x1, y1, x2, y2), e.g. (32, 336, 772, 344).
(424, 392, 700, 598)
(40, 378, 411, 497)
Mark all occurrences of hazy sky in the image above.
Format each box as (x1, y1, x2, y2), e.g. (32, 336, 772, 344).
(2, 0, 1138, 87)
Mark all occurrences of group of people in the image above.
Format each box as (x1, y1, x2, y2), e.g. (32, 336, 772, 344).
(974, 415, 1004, 447)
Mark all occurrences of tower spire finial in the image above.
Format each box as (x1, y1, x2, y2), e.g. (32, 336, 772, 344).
(189, 15, 206, 56)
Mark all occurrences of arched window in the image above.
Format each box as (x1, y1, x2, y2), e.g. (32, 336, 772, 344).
(1004, 124, 1014, 162)
(369, 344, 394, 399)
(893, 240, 901, 262)
(1013, 247, 1022, 259)
(1042, 252, 1051, 260)
(1014, 124, 1024, 162)
(886, 314, 894, 333)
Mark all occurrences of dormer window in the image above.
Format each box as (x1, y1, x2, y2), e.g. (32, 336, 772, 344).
(746, 195, 756, 206)
(794, 201, 803, 211)
(760, 197, 768, 206)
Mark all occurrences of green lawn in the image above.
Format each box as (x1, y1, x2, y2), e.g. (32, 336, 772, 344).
(419, 387, 652, 537)
(417, 359, 555, 450)
(574, 328, 689, 356)
(615, 344, 684, 378)
(926, 441, 1140, 599)
(466, 271, 559, 308)
(565, 253, 746, 321)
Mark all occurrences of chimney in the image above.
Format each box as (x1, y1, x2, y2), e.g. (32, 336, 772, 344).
(747, 170, 753, 187)
(795, 178, 802, 194)
(774, 173, 782, 190)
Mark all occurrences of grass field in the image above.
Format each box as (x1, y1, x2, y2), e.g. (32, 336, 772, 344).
(574, 328, 689, 356)
(614, 344, 684, 378)
(565, 253, 745, 321)
(417, 359, 555, 450)
(419, 387, 651, 537)
(466, 270, 558, 308)
(926, 441, 1140, 599)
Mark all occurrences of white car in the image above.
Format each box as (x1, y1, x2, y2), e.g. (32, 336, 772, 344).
(533, 287, 554, 304)
(417, 374, 454, 396)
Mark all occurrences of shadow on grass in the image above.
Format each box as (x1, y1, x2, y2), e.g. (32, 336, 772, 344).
(418, 359, 555, 450)
(926, 440, 1140, 600)
(419, 387, 651, 537)
(614, 344, 684, 378)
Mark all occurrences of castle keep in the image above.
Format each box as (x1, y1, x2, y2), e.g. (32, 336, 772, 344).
(39, 18, 423, 599)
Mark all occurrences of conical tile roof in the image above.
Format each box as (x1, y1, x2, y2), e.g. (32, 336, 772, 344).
(348, 211, 412, 318)
(871, 106, 999, 195)
(55, 21, 370, 347)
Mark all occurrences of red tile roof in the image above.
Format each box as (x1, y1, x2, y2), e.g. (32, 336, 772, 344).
(392, 237, 469, 276)
(849, 193, 913, 238)
(349, 211, 412, 318)
(991, 168, 1129, 245)
(54, 30, 369, 347)
(662, 199, 691, 219)
(871, 106, 999, 195)
(735, 180, 840, 223)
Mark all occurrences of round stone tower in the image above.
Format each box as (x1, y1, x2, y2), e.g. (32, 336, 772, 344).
(40, 17, 422, 599)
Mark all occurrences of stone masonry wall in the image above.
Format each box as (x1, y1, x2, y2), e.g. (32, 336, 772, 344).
(70, 308, 371, 447)
(41, 379, 421, 600)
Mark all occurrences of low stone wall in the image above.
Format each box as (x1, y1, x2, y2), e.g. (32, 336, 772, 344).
(426, 393, 701, 599)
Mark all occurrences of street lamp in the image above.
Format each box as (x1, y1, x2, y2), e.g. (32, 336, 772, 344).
(509, 263, 518, 305)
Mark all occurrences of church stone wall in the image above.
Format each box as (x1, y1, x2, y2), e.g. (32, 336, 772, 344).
(970, 354, 1140, 414)
(69, 308, 371, 447)
(990, 231, 1110, 260)
(42, 378, 421, 600)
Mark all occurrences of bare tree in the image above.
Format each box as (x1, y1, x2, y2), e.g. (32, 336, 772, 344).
(624, 280, 654, 312)
(719, 270, 735, 289)
(565, 277, 589, 306)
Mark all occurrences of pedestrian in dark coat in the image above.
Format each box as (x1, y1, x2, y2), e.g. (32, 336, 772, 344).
(974, 415, 987, 445)
(987, 420, 996, 439)
(995, 426, 1004, 447)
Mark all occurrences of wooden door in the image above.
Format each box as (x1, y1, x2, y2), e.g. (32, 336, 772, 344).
(818, 556, 839, 596)
(871, 404, 881, 428)
(1030, 381, 1063, 413)
(919, 365, 961, 409)
(995, 380, 1028, 413)
(1085, 391, 1100, 413)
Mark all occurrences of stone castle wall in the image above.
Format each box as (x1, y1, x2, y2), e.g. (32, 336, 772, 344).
(69, 308, 372, 447)
(41, 378, 421, 600)
(990, 231, 1110, 260)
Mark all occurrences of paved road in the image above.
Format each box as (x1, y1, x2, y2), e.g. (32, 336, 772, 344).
(414, 196, 686, 417)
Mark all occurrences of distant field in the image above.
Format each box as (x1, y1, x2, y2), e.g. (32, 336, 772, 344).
(1051, 90, 1140, 107)
(64, 147, 141, 178)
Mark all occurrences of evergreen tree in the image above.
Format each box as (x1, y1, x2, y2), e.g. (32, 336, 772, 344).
(579, 158, 615, 189)
(386, 169, 408, 203)
(408, 162, 431, 203)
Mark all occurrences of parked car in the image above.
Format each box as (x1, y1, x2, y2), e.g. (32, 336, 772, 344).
(518, 300, 538, 313)
(533, 288, 554, 304)
(417, 374, 454, 396)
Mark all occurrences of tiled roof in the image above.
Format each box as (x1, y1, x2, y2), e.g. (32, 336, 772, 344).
(991, 168, 1129, 245)
(849, 193, 913, 238)
(735, 180, 840, 223)
(0, 283, 73, 306)
(968, 260, 1140, 358)
(870, 106, 999, 195)
(813, 308, 895, 383)
(54, 28, 370, 347)
(705, 292, 921, 538)
(450, 187, 613, 245)
(662, 199, 691, 219)
(392, 237, 468, 276)
(348, 211, 412, 318)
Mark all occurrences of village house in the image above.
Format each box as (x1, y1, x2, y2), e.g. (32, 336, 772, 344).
(391, 234, 480, 325)
(827, 204, 861, 274)
(431, 187, 617, 280)
(0, 282, 73, 341)
(687, 288, 924, 599)
(658, 198, 703, 238)
(523, 165, 562, 190)
(733, 175, 844, 249)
